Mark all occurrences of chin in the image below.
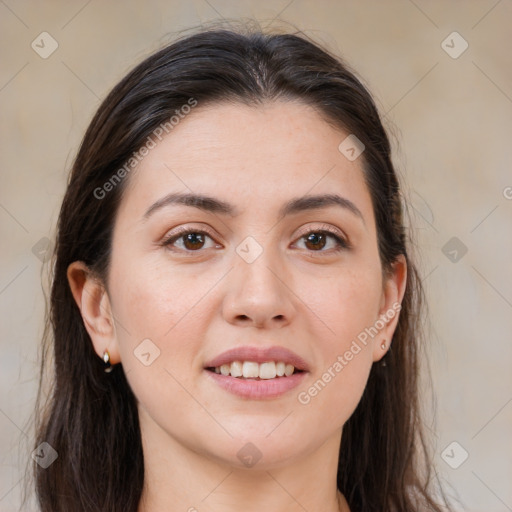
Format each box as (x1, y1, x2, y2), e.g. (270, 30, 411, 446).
(201, 431, 310, 470)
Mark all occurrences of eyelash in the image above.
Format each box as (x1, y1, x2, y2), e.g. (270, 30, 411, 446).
(160, 225, 350, 255)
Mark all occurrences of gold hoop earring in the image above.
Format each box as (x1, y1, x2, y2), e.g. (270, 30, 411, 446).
(103, 350, 113, 373)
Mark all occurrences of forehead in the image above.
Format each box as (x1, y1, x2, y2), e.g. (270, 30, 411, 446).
(118, 100, 374, 223)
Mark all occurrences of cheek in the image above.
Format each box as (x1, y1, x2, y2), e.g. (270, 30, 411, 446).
(109, 254, 218, 342)
(305, 262, 383, 348)
(337, 274, 382, 339)
(299, 353, 373, 431)
(107, 253, 226, 402)
(294, 263, 382, 420)
(107, 256, 216, 420)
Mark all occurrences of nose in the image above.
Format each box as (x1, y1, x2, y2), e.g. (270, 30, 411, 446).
(221, 244, 296, 329)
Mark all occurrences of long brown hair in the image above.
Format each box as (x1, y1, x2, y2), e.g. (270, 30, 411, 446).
(30, 22, 452, 512)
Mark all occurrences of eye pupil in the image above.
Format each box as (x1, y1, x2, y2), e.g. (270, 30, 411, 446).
(305, 232, 326, 250)
(184, 232, 204, 250)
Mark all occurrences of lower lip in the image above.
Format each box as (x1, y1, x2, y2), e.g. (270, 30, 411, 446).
(205, 370, 307, 399)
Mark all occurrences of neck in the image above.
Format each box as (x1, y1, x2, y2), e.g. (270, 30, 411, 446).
(136, 407, 349, 512)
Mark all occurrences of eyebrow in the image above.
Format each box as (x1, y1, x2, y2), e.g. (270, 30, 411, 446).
(143, 192, 364, 223)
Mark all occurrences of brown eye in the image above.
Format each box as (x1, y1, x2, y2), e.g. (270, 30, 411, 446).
(162, 229, 218, 252)
(295, 230, 349, 253)
(304, 232, 328, 251)
(181, 232, 206, 250)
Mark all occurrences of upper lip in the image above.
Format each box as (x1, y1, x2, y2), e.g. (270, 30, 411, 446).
(204, 346, 310, 372)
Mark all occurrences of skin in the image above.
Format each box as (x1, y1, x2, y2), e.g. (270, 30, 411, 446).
(68, 100, 406, 512)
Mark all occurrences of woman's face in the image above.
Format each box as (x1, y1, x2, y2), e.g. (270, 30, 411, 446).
(95, 101, 405, 468)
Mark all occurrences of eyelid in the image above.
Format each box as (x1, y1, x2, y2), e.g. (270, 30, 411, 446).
(160, 224, 220, 245)
(294, 223, 350, 245)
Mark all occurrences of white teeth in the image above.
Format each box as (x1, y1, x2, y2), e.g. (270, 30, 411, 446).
(242, 361, 259, 378)
(259, 362, 276, 380)
(212, 361, 297, 379)
(230, 361, 243, 378)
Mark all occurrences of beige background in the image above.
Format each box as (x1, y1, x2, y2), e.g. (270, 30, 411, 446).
(1, 1, 511, 511)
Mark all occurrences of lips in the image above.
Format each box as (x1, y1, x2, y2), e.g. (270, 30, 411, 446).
(203, 346, 309, 399)
(204, 345, 310, 372)
(206, 369, 307, 399)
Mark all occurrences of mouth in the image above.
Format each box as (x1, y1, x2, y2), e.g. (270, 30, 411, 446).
(205, 361, 305, 380)
(203, 346, 309, 399)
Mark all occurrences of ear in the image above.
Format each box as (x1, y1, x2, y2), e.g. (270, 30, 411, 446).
(67, 261, 121, 365)
(372, 254, 407, 362)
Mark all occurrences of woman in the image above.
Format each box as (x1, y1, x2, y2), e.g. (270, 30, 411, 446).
(32, 24, 453, 512)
